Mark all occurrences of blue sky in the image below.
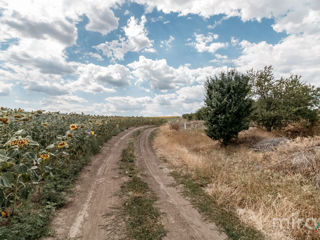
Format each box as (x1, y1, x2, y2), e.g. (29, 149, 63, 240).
(0, 0, 319, 116)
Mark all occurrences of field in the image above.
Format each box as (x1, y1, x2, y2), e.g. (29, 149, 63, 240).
(154, 121, 320, 240)
(0, 107, 163, 239)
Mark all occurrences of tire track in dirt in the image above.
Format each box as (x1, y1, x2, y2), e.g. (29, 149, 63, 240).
(44, 126, 146, 240)
(136, 128, 229, 240)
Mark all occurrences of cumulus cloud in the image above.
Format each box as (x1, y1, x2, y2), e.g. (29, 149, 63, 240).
(234, 33, 320, 86)
(62, 63, 131, 94)
(85, 6, 119, 35)
(95, 16, 154, 61)
(132, 0, 309, 21)
(128, 56, 190, 90)
(104, 96, 152, 113)
(40, 95, 93, 113)
(188, 33, 227, 54)
(0, 38, 75, 76)
(128, 56, 224, 90)
(76, 63, 131, 88)
(24, 81, 69, 96)
(0, 0, 121, 98)
(0, 0, 121, 40)
(97, 85, 204, 116)
(2, 11, 76, 45)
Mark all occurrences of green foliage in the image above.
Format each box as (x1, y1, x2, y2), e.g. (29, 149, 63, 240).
(249, 66, 320, 130)
(205, 70, 253, 145)
(182, 113, 194, 121)
(195, 107, 208, 120)
(182, 107, 208, 121)
(0, 107, 164, 239)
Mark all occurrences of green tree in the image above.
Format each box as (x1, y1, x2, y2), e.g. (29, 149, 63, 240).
(248, 66, 279, 131)
(205, 70, 253, 145)
(249, 66, 320, 130)
(182, 113, 194, 120)
(194, 107, 208, 120)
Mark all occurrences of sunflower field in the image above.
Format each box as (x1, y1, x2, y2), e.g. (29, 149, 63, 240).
(0, 107, 164, 239)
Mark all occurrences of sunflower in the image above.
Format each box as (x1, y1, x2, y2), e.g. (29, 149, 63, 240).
(10, 139, 29, 147)
(70, 124, 78, 130)
(91, 131, 95, 135)
(42, 122, 49, 127)
(57, 141, 68, 148)
(0, 107, 5, 111)
(39, 153, 50, 160)
(67, 133, 73, 138)
(0, 118, 9, 124)
(1, 210, 7, 218)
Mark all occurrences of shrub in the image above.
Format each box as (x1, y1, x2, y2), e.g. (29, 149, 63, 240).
(169, 122, 180, 131)
(205, 70, 253, 145)
(249, 66, 320, 131)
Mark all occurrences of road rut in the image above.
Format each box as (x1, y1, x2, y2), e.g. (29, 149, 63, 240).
(45, 126, 228, 240)
(136, 128, 228, 240)
(44, 127, 145, 240)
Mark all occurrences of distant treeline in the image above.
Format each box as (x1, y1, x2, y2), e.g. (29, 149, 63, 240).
(182, 107, 208, 121)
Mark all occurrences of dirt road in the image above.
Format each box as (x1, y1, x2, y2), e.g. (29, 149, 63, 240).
(44, 127, 146, 240)
(136, 128, 228, 240)
(45, 126, 228, 240)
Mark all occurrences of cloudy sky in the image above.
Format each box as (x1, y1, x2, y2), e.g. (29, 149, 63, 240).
(0, 0, 319, 116)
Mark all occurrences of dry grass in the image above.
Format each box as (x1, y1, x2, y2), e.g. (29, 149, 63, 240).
(154, 124, 320, 240)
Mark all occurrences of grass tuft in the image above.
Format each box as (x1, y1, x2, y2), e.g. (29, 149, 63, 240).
(116, 140, 166, 240)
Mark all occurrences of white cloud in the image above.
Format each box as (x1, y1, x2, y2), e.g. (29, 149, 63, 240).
(95, 16, 154, 61)
(24, 81, 69, 96)
(87, 52, 104, 61)
(188, 33, 227, 54)
(0, 82, 13, 96)
(84, 6, 119, 35)
(215, 54, 228, 59)
(231, 36, 240, 46)
(68, 63, 131, 94)
(128, 56, 190, 90)
(272, 6, 320, 35)
(98, 85, 204, 116)
(104, 96, 152, 114)
(132, 0, 309, 22)
(234, 33, 320, 86)
(40, 95, 93, 113)
(0, 0, 121, 39)
(160, 35, 174, 49)
(1, 11, 77, 45)
(128, 56, 225, 90)
(207, 16, 229, 29)
(0, 0, 122, 97)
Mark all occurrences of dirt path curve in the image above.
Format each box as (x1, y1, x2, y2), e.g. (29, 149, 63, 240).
(136, 127, 228, 240)
(44, 126, 146, 240)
